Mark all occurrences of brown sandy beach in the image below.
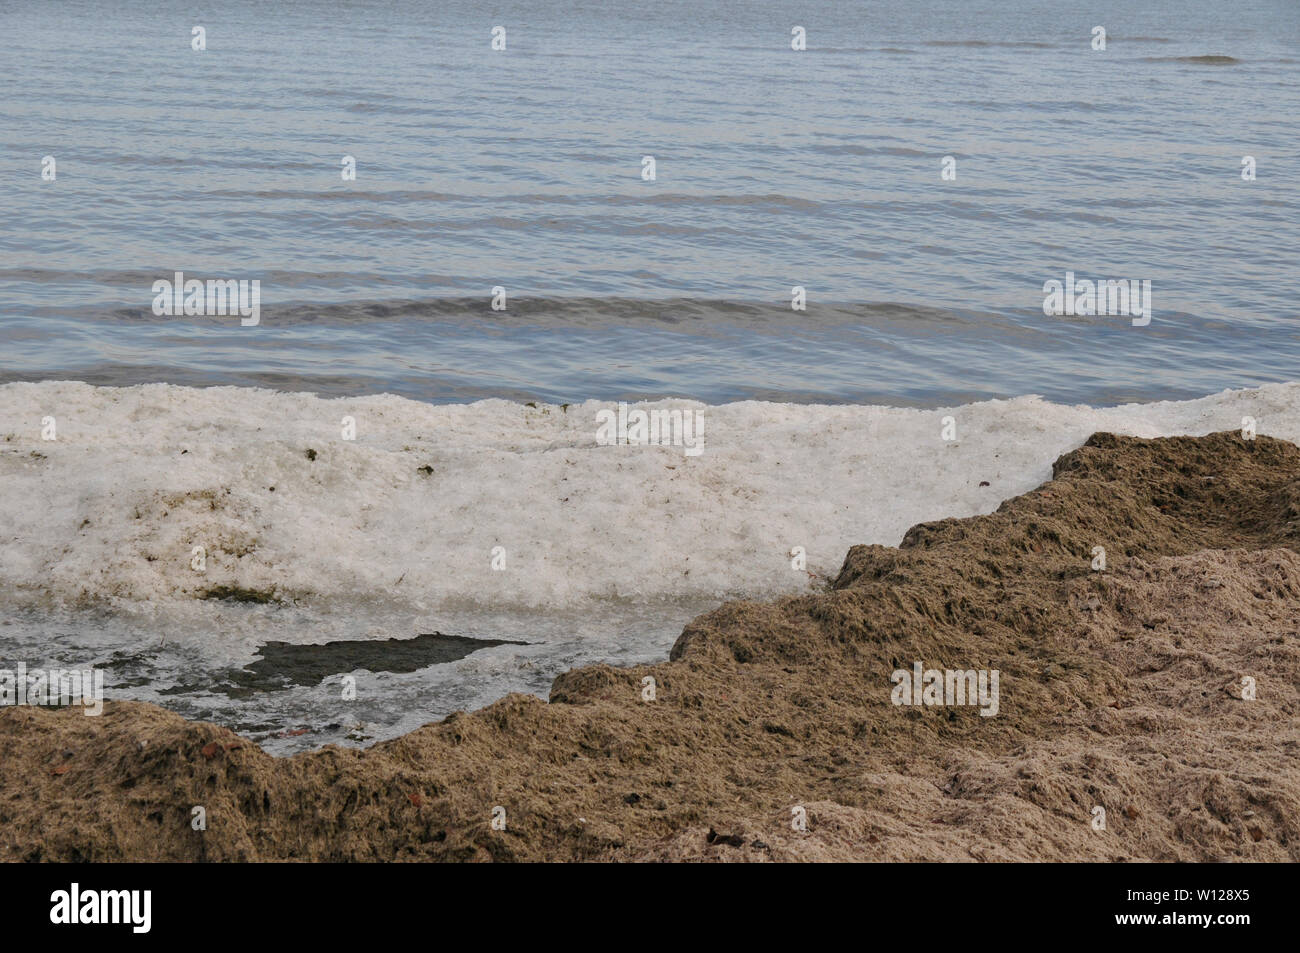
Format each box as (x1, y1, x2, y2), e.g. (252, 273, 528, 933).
(2, 431, 1297, 861)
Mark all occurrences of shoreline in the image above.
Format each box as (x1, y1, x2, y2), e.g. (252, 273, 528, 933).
(2, 430, 1297, 861)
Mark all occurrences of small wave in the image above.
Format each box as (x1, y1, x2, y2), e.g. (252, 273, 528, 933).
(809, 143, 929, 157)
(921, 39, 1056, 49)
(1142, 54, 1241, 65)
(63, 297, 994, 331)
(344, 101, 435, 115)
(188, 189, 823, 211)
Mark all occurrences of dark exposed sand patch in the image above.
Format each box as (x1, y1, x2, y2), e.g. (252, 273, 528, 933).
(235, 633, 528, 690)
(154, 632, 529, 702)
(1, 432, 1297, 861)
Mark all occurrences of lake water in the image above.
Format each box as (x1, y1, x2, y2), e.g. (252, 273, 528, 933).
(2, 0, 1297, 405)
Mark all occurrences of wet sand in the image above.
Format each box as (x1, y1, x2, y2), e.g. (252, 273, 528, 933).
(2, 431, 1297, 861)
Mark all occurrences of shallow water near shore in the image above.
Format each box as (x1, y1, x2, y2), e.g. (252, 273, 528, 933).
(0, 602, 690, 754)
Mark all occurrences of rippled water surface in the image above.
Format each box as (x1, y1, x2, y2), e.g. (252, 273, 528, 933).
(2, 0, 1297, 404)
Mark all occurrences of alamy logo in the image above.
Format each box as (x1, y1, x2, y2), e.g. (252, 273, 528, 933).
(151, 271, 261, 326)
(50, 883, 151, 933)
(1042, 271, 1151, 326)
(595, 402, 705, 457)
(891, 661, 999, 716)
(0, 663, 103, 715)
